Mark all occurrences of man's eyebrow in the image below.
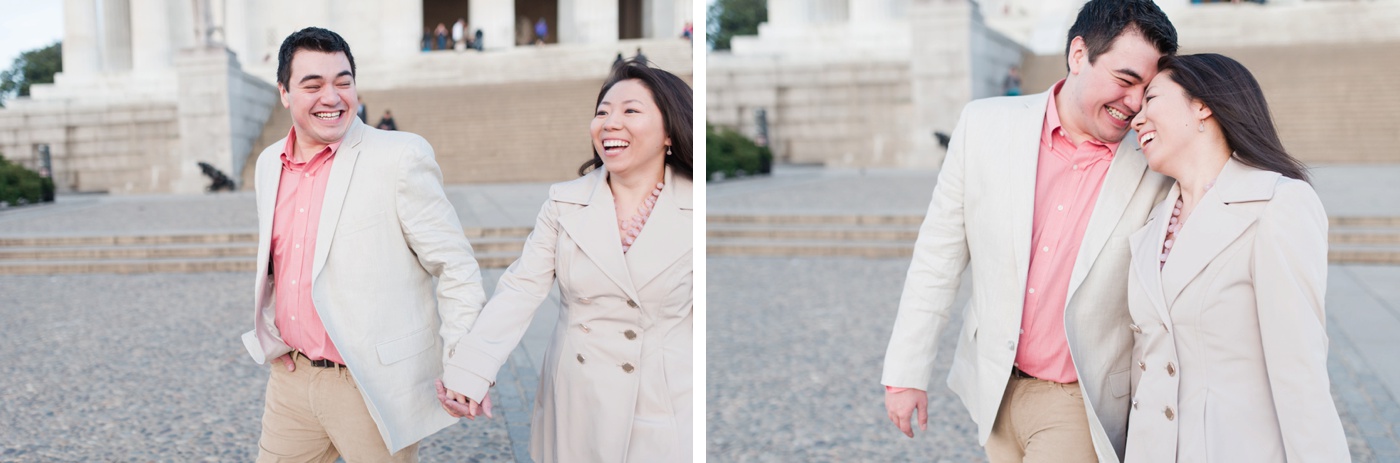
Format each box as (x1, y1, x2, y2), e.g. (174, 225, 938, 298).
(336, 70, 353, 79)
(298, 74, 324, 84)
(1117, 68, 1144, 83)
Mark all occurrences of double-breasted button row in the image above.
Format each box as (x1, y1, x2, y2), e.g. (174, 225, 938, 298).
(624, 329, 637, 340)
(621, 363, 635, 373)
(1164, 406, 1175, 421)
(627, 299, 639, 309)
(1166, 362, 1176, 377)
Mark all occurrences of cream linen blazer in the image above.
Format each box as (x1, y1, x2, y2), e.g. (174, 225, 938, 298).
(443, 166, 693, 463)
(1125, 158, 1349, 462)
(241, 119, 487, 454)
(882, 90, 1172, 463)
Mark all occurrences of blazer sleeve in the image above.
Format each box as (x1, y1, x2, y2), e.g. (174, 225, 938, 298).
(393, 137, 488, 363)
(1252, 180, 1350, 461)
(881, 106, 974, 390)
(442, 195, 561, 401)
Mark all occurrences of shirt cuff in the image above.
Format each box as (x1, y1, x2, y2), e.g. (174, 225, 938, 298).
(885, 386, 917, 394)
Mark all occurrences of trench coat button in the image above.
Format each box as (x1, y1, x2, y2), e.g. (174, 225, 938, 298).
(579, 324, 591, 333)
(1138, 360, 1146, 371)
(577, 297, 592, 304)
(576, 354, 586, 364)
(1129, 324, 1142, 333)
(627, 299, 639, 309)
(1166, 362, 1176, 377)
(1164, 406, 1175, 421)
(1132, 399, 1139, 410)
(621, 363, 635, 373)
(624, 330, 637, 340)
(449, 347, 456, 358)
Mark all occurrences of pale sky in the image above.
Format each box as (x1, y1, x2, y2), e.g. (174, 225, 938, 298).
(0, 1, 63, 71)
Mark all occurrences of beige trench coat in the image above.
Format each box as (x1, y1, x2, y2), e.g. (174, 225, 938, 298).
(444, 166, 693, 463)
(1125, 158, 1349, 462)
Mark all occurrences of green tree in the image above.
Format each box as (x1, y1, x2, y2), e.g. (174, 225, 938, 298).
(708, 0, 767, 51)
(0, 41, 62, 108)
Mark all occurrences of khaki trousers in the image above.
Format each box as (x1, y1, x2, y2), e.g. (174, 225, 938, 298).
(257, 352, 418, 463)
(985, 373, 1097, 463)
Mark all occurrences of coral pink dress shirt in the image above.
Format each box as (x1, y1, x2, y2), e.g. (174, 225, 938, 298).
(1015, 79, 1118, 383)
(271, 127, 345, 365)
(887, 80, 1117, 394)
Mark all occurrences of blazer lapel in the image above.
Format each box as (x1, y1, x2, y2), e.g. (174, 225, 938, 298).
(1010, 92, 1049, 292)
(1129, 184, 1176, 325)
(624, 167, 693, 290)
(1065, 139, 1148, 300)
(1161, 159, 1276, 307)
(311, 120, 366, 281)
(557, 169, 641, 303)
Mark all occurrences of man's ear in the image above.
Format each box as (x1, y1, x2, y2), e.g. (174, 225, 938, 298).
(278, 83, 290, 109)
(1067, 36, 1088, 76)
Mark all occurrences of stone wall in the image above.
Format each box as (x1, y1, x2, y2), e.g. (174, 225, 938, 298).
(0, 101, 180, 194)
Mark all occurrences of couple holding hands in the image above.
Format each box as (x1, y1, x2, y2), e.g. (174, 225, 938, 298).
(884, 0, 1349, 462)
(239, 27, 691, 462)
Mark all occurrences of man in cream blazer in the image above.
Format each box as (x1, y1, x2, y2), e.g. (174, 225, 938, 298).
(882, 1, 1177, 461)
(242, 27, 485, 461)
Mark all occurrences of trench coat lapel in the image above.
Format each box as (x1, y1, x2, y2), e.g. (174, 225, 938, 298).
(1129, 184, 1176, 325)
(557, 169, 642, 303)
(311, 120, 366, 281)
(1161, 158, 1277, 307)
(623, 167, 693, 290)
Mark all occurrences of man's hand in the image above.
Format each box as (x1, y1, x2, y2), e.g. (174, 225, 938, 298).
(274, 353, 296, 372)
(436, 379, 493, 419)
(885, 387, 929, 438)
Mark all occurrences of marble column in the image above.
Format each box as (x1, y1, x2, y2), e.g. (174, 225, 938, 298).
(130, 0, 173, 74)
(63, 0, 102, 77)
(100, 0, 133, 72)
(908, 0, 973, 168)
(471, 0, 516, 50)
(559, 0, 619, 44)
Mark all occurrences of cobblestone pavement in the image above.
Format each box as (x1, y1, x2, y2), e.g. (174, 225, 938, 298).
(707, 164, 1400, 462)
(0, 181, 562, 461)
(0, 268, 555, 462)
(706, 256, 1400, 462)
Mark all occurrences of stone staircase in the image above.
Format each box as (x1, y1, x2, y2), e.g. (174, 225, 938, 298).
(0, 226, 532, 275)
(1020, 41, 1400, 163)
(240, 39, 693, 189)
(708, 214, 1400, 264)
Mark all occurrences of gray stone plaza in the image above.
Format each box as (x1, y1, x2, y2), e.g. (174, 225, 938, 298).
(707, 165, 1400, 462)
(0, 182, 559, 461)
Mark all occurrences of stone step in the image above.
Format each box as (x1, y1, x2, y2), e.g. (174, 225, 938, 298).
(0, 252, 524, 275)
(707, 214, 925, 226)
(0, 227, 531, 248)
(708, 223, 919, 241)
(709, 238, 1400, 264)
(0, 236, 525, 261)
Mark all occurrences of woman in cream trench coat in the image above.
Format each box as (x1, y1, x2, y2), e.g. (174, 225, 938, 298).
(1123, 54, 1348, 462)
(438, 60, 694, 462)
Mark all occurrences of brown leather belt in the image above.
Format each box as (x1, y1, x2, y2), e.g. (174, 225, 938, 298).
(1012, 367, 1038, 380)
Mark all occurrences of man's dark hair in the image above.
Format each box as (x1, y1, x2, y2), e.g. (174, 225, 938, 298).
(1160, 54, 1309, 182)
(579, 58, 693, 179)
(1065, 0, 1178, 72)
(276, 27, 356, 90)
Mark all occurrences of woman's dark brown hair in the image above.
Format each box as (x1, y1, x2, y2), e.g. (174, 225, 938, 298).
(1159, 53, 1309, 182)
(579, 58, 693, 178)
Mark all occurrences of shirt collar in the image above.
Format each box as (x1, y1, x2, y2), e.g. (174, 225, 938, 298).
(279, 126, 342, 169)
(1042, 79, 1120, 158)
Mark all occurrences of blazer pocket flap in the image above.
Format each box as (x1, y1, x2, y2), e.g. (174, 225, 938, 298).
(1110, 368, 1131, 398)
(376, 327, 435, 365)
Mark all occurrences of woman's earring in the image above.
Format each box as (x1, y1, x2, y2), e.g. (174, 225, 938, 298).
(1198, 122, 1205, 133)
(666, 146, 672, 156)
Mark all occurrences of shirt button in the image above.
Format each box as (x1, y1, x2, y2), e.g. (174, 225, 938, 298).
(299, 208, 305, 213)
(1057, 205, 1064, 211)
(294, 244, 300, 249)
(291, 315, 296, 320)
(291, 280, 297, 284)
(1072, 164, 1079, 170)
(304, 173, 310, 178)
(1043, 246, 1050, 252)
(1028, 288, 1036, 294)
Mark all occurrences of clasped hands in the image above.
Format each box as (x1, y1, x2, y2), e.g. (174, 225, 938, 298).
(435, 379, 493, 420)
